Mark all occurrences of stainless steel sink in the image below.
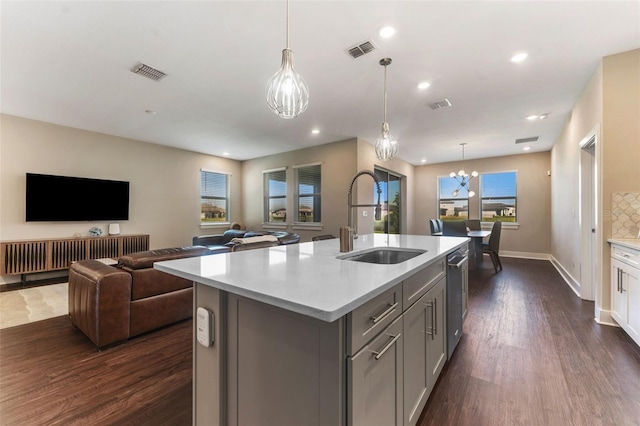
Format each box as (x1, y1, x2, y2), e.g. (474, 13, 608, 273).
(337, 248, 426, 265)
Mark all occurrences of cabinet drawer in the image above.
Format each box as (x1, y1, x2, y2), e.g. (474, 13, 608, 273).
(612, 244, 640, 268)
(348, 314, 403, 426)
(347, 283, 402, 356)
(403, 258, 446, 310)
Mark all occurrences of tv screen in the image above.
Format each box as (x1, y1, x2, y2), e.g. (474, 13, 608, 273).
(26, 173, 130, 222)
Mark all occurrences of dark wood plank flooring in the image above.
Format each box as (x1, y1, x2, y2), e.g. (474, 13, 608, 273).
(0, 317, 192, 425)
(1, 257, 639, 425)
(418, 257, 640, 426)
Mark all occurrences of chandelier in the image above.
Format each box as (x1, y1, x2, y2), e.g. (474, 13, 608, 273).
(450, 143, 478, 197)
(265, 0, 309, 119)
(374, 58, 398, 161)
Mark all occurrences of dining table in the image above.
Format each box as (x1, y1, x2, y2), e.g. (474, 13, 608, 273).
(433, 229, 492, 268)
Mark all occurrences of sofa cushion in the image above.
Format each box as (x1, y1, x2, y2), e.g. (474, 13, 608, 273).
(117, 246, 212, 270)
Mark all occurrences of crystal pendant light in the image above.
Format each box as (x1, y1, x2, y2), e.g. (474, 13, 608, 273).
(374, 58, 398, 161)
(265, 0, 309, 119)
(449, 143, 478, 197)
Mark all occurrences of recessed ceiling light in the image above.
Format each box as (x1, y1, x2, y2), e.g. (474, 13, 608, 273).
(311, 129, 320, 134)
(523, 146, 531, 151)
(510, 52, 528, 63)
(223, 152, 230, 156)
(379, 26, 397, 39)
(417, 81, 431, 90)
(526, 115, 539, 120)
(421, 158, 427, 163)
(539, 114, 548, 119)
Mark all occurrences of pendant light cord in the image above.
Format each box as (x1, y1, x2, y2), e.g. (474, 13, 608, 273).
(286, 0, 290, 49)
(383, 64, 388, 123)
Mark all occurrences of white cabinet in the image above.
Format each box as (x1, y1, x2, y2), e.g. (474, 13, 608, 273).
(610, 242, 640, 347)
(402, 276, 447, 426)
(425, 277, 447, 391)
(349, 315, 404, 426)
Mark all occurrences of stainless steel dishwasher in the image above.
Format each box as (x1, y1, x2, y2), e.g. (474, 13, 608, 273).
(447, 247, 469, 359)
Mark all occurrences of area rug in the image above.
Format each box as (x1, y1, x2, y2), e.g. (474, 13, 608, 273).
(0, 283, 68, 329)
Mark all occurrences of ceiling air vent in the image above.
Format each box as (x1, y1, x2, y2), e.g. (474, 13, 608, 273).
(130, 62, 167, 81)
(515, 136, 539, 144)
(347, 40, 376, 59)
(428, 98, 452, 110)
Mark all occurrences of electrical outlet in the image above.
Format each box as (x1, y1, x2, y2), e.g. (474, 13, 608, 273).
(362, 210, 368, 217)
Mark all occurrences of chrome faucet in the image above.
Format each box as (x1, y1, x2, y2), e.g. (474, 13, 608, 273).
(347, 170, 383, 239)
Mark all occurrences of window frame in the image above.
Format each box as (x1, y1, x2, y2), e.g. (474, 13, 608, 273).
(263, 167, 288, 225)
(200, 169, 230, 227)
(479, 171, 518, 224)
(293, 162, 322, 225)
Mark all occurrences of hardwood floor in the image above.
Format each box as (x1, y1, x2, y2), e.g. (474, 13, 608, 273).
(0, 317, 192, 425)
(418, 257, 640, 426)
(1, 258, 639, 425)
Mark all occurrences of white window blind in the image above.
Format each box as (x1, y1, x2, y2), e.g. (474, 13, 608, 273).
(201, 171, 229, 224)
(295, 164, 321, 223)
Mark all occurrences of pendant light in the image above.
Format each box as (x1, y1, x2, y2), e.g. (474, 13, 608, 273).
(450, 143, 478, 197)
(265, 0, 309, 119)
(374, 58, 398, 161)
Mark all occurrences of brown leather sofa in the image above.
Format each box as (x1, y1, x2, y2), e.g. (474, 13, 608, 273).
(68, 246, 213, 349)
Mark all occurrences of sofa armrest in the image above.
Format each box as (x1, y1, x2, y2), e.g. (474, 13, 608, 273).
(68, 260, 132, 349)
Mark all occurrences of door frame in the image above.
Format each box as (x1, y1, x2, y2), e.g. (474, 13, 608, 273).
(578, 127, 600, 304)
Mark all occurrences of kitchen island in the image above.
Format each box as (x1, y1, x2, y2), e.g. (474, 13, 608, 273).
(155, 234, 468, 426)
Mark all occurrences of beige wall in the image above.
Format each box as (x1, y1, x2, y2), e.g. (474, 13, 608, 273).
(0, 114, 242, 282)
(241, 139, 358, 242)
(415, 152, 552, 256)
(551, 48, 639, 315)
(550, 61, 603, 292)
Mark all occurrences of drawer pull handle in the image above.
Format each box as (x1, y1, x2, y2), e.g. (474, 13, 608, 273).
(372, 333, 401, 360)
(371, 302, 398, 324)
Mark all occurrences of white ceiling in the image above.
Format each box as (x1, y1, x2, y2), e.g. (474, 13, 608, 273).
(2, 1, 639, 165)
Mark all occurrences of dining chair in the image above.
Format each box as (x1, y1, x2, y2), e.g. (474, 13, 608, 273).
(482, 221, 503, 273)
(429, 219, 441, 235)
(466, 219, 481, 231)
(311, 234, 336, 241)
(442, 221, 467, 237)
(436, 219, 443, 233)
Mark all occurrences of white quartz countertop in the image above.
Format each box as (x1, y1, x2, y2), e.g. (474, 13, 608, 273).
(155, 234, 469, 322)
(608, 238, 640, 251)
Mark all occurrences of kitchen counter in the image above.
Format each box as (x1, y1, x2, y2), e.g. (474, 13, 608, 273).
(155, 233, 468, 322)
(608, 238, 640, 251)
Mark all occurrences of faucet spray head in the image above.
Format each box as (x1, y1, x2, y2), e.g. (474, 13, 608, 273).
(374, 206, 382, 221)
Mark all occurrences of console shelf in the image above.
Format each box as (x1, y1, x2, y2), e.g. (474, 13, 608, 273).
(0, 234, 149, 275)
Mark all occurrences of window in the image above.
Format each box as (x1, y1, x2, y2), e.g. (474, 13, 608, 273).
(480, 171, 517, 222)
(264, 168, 287, 223)
(294, 164, 321, 223)
(438, 177, 469, 221)
(200, 170, 229, 224)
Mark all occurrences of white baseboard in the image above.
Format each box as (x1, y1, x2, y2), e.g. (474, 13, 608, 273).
(549, 256, 582, 298)
(594, 308, 617, 327)
(500, 251, 551, 260)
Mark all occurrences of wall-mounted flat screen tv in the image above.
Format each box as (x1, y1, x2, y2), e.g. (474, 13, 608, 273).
(26, 173, 130, 222)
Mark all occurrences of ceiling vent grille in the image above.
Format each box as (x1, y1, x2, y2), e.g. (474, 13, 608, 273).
(428, 98, 452, 110)
(515, 136, 539, 144)
(347, 40, 376, 59)
(130, 62, 167, 81)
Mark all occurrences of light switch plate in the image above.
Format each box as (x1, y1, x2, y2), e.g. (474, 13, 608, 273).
(196, 307, 214, 347)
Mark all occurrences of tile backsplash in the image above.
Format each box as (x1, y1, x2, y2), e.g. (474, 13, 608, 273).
(611, 192, 640, 238)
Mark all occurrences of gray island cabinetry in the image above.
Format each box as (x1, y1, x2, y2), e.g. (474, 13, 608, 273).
(155, 234, 468, 426)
